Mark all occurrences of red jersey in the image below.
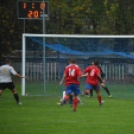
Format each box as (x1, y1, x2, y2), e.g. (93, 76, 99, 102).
(64, 64, 82, 86)
(84, 65, 100, 85)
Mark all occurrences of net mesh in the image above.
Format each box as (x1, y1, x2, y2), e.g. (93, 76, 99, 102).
(23, 35, 134, 98)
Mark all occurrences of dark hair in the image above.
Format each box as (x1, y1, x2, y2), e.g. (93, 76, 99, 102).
(69, 57, 76, 64)
(94, 60, 100, 66)
(5, 58, 11, 64)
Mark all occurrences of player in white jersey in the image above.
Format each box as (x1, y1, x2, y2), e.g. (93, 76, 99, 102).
(0, 58, 26, 105)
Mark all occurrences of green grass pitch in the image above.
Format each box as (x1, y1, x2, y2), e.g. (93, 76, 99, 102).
(0, 84, 134, 134)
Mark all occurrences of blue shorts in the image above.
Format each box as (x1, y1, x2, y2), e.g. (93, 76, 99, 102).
(66, 84, 80, 95)
(85, 83, 99, 91)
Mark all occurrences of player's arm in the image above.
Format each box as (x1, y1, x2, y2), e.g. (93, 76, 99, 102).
(97, 75, 104, 83)
(81, 67, 89, 77)
(59, 74, 66, 85)
(98, 66, 105, 79)
(81, 73, 88, 77)
(15, 73, 26, 79)
(77, 68, 82, 81)
(11, 67, 26, 78)
(96, 69, 104, 83)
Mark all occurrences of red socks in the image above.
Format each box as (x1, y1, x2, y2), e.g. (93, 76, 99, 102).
(73, 97, 79, 111)
(97, 95, 102, 104)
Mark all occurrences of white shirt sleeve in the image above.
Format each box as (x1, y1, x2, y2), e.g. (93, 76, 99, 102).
(10, 66, 17, 75)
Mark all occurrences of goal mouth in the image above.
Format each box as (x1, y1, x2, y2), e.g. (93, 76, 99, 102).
(22, 34, 134, 97)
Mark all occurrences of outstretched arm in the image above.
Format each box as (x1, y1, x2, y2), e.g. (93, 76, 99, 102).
(81, 73, 88, 77)
(11, 67, 26, 79)
(15, 73, 26, 79)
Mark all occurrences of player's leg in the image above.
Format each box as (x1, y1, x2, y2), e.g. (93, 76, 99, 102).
(12, 89, 19, 101)
(101, 82, 112, 97)
(57, 91, 67, 105)
(0, 89, 3, 96)
(90, 88, 93, 97)
(73, 84, 80, 111)
(94, 85, 104, 105)
(65, 85, 73, 105)
(12, 89, 22, 104)
(0, 83, 5, 96)
(69, 93, 73, 106)
(73, 95, 79, 111)
(77, 96, 83, 104)
(57, 97, 66, 105)
(81, 83, 91, 97)
(8, 82, 21, 105)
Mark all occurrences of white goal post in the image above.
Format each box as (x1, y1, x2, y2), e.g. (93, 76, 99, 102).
(22, 33, 134, 96)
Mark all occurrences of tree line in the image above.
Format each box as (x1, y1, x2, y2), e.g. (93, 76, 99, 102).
(0, 0, 134, 60)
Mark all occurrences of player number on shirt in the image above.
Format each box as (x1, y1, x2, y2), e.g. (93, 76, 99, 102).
(1, 68, 7, 75)
(90, 69, 95, 76)
(69, 68, 75, 76)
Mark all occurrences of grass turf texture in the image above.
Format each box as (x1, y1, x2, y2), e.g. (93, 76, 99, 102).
(25, 81, 134, 98)
(0, 84, 134, 134)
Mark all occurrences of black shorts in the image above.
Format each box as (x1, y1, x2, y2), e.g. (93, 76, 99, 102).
(0, 82, 15, 90)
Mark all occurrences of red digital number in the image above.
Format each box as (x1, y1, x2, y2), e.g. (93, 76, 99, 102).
(33, 10, 39, 18)
(27, 10, 39, 18)
(32, 3, 35, 9)
(23, 2, 27, 9)
(28, 10, 33, 18)
(40, 2, 46, 10)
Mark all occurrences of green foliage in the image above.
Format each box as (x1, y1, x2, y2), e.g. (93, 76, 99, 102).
(1, 0, 134, 58)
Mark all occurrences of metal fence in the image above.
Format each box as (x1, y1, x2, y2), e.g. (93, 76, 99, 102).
(11, 62, 134, 83)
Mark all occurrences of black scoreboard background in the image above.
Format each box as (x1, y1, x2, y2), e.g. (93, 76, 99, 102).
(18, 1, 49, 19)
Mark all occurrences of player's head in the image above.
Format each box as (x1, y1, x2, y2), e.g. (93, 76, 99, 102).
(94, 60, 100, 66)
(69, 57, 76, 64)
(5, 58, 11, 65)
(91, 62, 94, 65)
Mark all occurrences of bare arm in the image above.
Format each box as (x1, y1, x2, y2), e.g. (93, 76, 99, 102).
(15, 73, 26, 79)
(81, 73, 88, 77)
(98, 75, 104, 83)
(59, 74, 66, 85)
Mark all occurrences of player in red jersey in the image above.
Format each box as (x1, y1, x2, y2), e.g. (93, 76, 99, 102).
(84, 62, 112, 97)
(90, 62, 112, 97)
(59, 57, 82, 111)
(82, 61, 104, 105)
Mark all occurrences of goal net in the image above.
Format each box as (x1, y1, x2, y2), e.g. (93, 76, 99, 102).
(22, 34, 134, 98)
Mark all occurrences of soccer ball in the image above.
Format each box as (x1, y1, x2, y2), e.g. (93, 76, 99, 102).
(85, 90, 89, 95)
(26, 93, 30, 96)
(64, 95, 69, 101)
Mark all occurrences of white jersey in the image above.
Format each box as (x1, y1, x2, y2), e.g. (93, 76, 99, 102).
(0, 64, 17, 83)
